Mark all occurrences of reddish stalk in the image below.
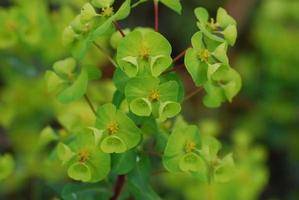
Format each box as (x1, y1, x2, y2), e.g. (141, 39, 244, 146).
(154, 0, 159, 32)
(110, 175, 126, 200)
(113, 21, 125, 37)
(184, 87, 203, 102)
(162, 64, 185, 75)
(172, 49, 187, 64)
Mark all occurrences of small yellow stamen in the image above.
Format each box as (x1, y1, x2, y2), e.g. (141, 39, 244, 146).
(107, 121, 119, 134)
(185, 142, 196, 153)
(208, 18, 218, 30)
(101, 7, 114, 17)
(148, 89, 160, 102)
(139, 47, 150, 59)
(198, 49, 210, 62)
(78, 149, 90, 163)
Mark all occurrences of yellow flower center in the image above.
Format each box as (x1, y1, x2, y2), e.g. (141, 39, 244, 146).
(198, 49, 210, 62)
(149, 90, 160, 102)
(78, 149, 90, 163)
(107, 121, 119, 134)
(208, 18, 218, 30)
(139, 47, 150, 59)
(101, 7, 114, 17)
(185, 142, 196, 153)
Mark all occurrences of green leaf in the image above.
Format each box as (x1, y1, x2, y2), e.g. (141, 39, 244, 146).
(57, 68, 88, 104)
(128, 156, 162, 200)
(68, 162, 92, 182)
(86, 65, 102, 80)
(57, 143, 75, 165)
(39, 126, 58, 146)
(112, 90, 125, 109)
(159, 72, 185, 102)
(114, 0, 131, 20)
(62, 26, 77, 46)
(113, 68, 130, 92)
(194, 7, 209, 23)
(61, 183, 112, 200)
(159, 0, 182, 14)
(0, 154, 14, 180)
(100, 135, 127, 153)
(111, 149, 137, 174)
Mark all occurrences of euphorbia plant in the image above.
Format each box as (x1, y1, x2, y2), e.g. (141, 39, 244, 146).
(45, 0, 241, 199)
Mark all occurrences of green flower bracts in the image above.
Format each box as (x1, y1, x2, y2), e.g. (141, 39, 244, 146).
(45, 57, 88, 104)
(116, 29, 172, 77)
(57, 131, 110, 182)
(195, 7, 237, 46)
(203, 65, 241, 108)
(184, 7, 241, 108)
(163, 118, 206, 173)
(125, 76, 181, 121)
(185, 31, 228, 86)
(62, 0, 131, 58)
(201, 136, 235, 182)
(95, 103, 142, 153)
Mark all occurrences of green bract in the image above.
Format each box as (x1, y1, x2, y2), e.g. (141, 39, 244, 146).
(159, 0, 182, 14)
(185, 31, 228, 86)
(201, 136, 235, 183)
(63, 0, 131, 59)
(203, 65, 242, 108)
(0, 154, 14, 180)
(57, 131, 110, 182)
(125, 76, 181, 121)
(45, 57, 88, 104)
(163, 117, 206, 173)
(95, 103, 142, 154)
(116, 29, 172, 77)
(195, 7, 237, 46)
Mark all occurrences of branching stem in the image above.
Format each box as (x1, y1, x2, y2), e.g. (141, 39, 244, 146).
(93, 42, 118, 68)
(113, 21, 126, 37)
(184, 87, 203, 102)
(110, 175, 126, 200)
(84, 94, 97, 116)
(172, 49, 187, 64)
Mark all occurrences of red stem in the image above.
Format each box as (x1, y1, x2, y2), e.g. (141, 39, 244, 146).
(110, 175, 126, 200)
(172, 49, 187, 64)
(154, 0, 159, 32)
(113, 21, 125, 37)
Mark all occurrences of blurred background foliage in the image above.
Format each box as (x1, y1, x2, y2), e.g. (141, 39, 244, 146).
(0, 0, 298, 199)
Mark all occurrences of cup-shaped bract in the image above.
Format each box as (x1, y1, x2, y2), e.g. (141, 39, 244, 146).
(45, 57, 88, 104)
(203, 65, 242, 108)
(195, 7, 237, 46)
(185, 31, 228, 86)
(95, 103, 142, 154)
(125, 76, 181, 121)
(163, 119, 206, 173)
(57, 131, 110, 183)
(117, 29, 172, 77)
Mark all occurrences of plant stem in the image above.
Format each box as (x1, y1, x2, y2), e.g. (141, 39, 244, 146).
(154, 0, 159, 32)
(93, 42, 118, 68)
(184, 87, 203, 102)
(172, 49, 187, 64)
(162, 64, 185, 75)
(84, 94, 97, 116)
(110, 175, 126, 200)
(113, 21, 126, 37)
